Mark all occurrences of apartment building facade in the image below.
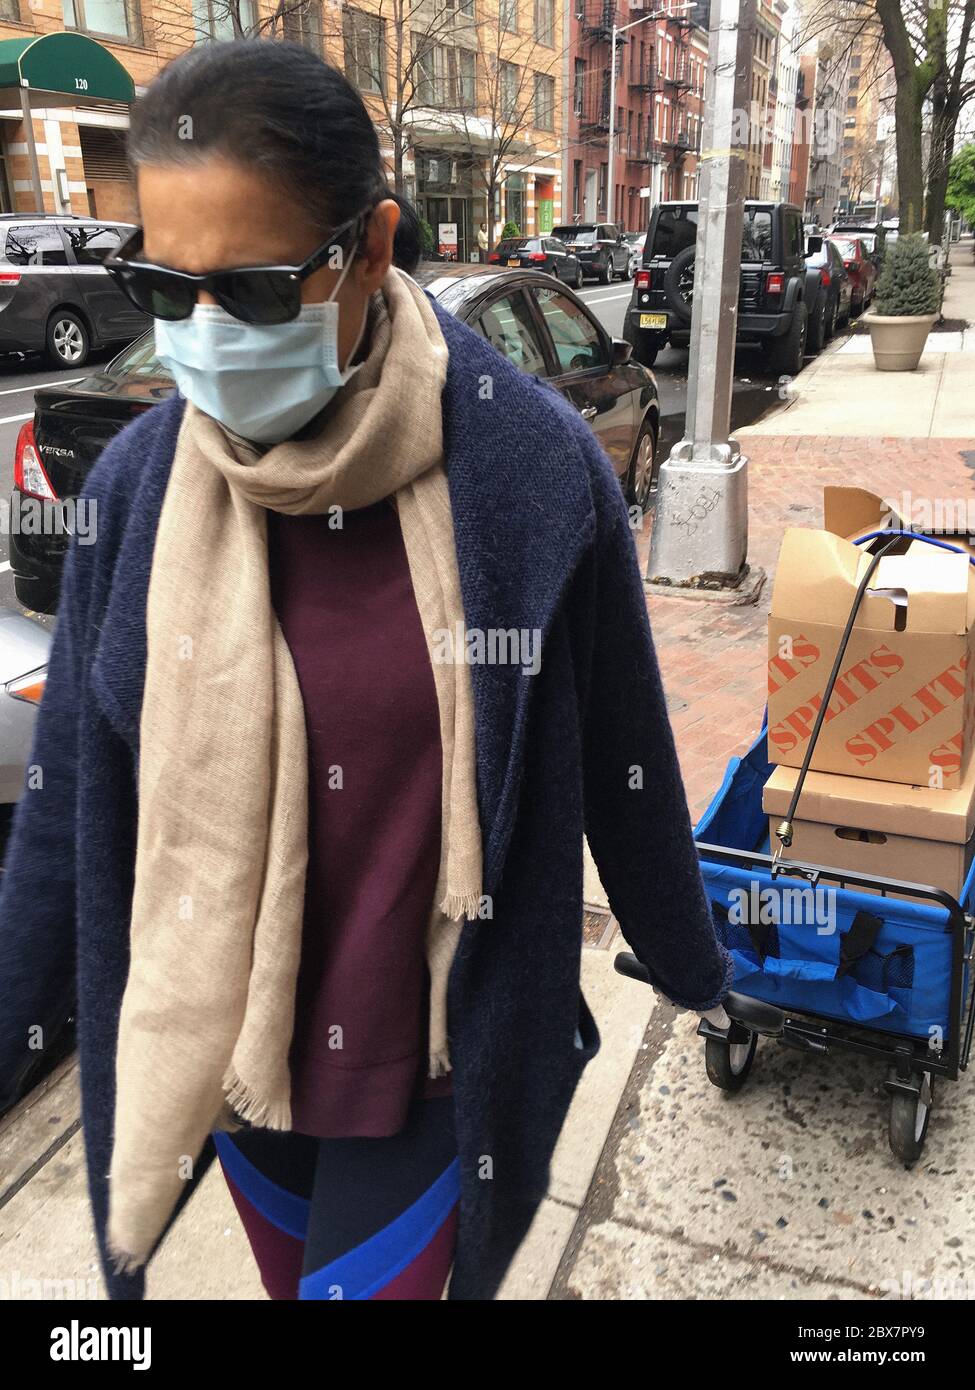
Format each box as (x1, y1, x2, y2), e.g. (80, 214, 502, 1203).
(563, 0, 708, 235)
(838, 28, 891, 216)
(0, 1, 564, 262)
(799, 37, 848, 224)
(767, 0, 797, 203)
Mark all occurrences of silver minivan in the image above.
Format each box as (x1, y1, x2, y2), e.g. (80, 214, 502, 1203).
(0, 214, 151, 367)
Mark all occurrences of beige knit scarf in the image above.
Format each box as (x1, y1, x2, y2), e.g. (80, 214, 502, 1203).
(106, 266, 482, 1273)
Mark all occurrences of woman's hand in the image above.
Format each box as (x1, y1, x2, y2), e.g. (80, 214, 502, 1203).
(654, 990, 730, 1032)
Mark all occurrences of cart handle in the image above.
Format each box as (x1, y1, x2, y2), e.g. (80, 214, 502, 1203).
(613, 951, 786, 1035)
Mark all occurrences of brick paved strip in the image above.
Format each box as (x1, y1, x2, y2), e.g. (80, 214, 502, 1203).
(633, 436, 975, 809)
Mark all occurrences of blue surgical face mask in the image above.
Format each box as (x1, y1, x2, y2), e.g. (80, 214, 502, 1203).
(153, 252, 367, 445)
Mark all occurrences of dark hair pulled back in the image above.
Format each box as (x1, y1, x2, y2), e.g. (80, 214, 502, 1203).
(126, 39, 420, 272)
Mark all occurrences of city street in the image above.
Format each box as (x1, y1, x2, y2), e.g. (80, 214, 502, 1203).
(0, 279, 800, 625)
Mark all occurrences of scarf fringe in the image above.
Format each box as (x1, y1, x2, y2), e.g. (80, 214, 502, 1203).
(106, 1237, 148, 1277)
(222, 1066, 292, 1131)
(440, 889, 481, 922)
(429, 1046, 453, 1078)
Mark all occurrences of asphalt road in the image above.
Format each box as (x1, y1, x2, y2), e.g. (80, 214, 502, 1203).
(575, 278, 789, 456)
(0, 281, 786, 620)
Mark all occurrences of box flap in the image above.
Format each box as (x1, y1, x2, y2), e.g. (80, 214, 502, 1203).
(824, 486, 902, 540)
(772, 530, 974, 634)
(869, 548, 973, 634)
(762, 759, 975, 844)
(771, 528, 866, 625)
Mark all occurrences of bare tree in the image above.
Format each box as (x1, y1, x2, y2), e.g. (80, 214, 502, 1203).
(842, 124, 883, 205)
(799, 0, 975, 235)
(455, 9, 559, 235)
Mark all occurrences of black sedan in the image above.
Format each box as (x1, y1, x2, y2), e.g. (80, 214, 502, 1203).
(803, 235, 853, 353)
(488, 235, 583, 288)
(11, 264, 660, 614)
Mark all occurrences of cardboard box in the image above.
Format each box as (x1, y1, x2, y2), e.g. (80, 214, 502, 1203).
(763, 760, 975, 899)
(767, 492, 975, 789)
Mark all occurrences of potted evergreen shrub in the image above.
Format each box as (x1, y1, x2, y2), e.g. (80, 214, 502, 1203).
(863, 233, 942, 371)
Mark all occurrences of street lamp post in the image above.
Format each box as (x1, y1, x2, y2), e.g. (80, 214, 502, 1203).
(606, 2, 694, 226)
(647, 0, 761, 593)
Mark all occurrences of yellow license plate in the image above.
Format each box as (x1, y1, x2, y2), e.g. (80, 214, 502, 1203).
(640, 313, 668, 329)
(507, 258, 521, 267)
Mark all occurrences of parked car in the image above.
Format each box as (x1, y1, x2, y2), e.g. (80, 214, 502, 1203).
(11, 264, 660, 613)
(550, 222, 631, 284)
(488, 235, 583, 287)
(0, 609, 73, 1116)
(828, 234, 877, 314)
(831, 220, 887, 270)
(624, 199, 810, 375)
(803, 234, 853, 351)
(624, 231, 646, 278)
(0, 214, 152, 368)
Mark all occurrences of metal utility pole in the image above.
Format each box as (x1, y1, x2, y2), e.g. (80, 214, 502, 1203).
(647, 0, 758, 591)
(607, 3, 693, 227)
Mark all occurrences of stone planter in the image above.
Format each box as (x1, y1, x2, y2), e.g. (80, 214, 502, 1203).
(864, 311, 939, 371)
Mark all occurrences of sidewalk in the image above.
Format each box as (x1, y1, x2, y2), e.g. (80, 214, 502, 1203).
(537, 239, 975, 1301)
(1, 247, 973, 1303)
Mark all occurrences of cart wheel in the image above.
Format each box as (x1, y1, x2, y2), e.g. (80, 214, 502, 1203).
(705, 1030, 757, 1092)
(888, 1069, 934, 1168)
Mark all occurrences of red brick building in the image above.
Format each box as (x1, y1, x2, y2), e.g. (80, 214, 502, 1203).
(564, 0, 708, 234)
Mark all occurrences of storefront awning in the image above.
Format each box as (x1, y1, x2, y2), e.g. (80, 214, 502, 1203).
(0, 33, 134, 212)
(0, 32, 134, 105)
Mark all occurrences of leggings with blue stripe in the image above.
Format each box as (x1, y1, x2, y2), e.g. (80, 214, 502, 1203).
(213, 1093, 459, 1300)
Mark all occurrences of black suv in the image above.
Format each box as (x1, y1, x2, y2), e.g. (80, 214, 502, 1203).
(551, 222, 631, 284)
(624, 200, 809, 375)
(0, 213, 150, 367)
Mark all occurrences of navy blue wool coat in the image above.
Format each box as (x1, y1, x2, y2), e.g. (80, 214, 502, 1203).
(0, 300, 733, 1300)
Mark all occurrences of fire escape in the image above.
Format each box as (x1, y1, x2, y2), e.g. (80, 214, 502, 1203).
(624, 10, 696, 176)
(577, 0, 623, 134)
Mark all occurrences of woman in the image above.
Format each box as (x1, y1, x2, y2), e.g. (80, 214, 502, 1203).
(0, 41, 732, 1302)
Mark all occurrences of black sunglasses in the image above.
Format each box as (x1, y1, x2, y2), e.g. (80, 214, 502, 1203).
(103, 212, 369, 325)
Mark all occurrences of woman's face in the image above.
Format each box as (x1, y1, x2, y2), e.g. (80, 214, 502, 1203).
(137, 159, 399, 367)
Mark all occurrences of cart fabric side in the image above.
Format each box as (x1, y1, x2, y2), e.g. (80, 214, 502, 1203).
(694, 729, 975, 1045)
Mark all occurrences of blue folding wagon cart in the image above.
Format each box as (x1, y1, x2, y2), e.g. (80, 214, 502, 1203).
(616, 723, 975, 1167)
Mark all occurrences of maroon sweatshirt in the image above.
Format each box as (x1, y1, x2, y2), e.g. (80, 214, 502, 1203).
(267, 499, 453, 1139)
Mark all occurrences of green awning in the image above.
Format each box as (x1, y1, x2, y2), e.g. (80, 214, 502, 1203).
(0, 32, 134, 104)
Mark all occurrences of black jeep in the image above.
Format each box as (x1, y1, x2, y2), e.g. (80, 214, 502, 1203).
(623, 199, 809, 375)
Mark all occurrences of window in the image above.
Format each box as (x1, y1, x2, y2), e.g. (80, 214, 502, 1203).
(475, 292, 547, 376)
(64, 223, 122, 264)
(283, 0, 323, 54)
(783, 210, 802, 257)
(572, 159, 582, 216)
(446, 47, 476, 108)
(63, 0, 142, 41)
(534, 0, 553, 45)
(414, 33, 438, 104)
(741, 207, 773, 261)
(500, 61, 519, 121)
(345, 9, 385, 94)
(505, 172, 525, 229)
(534, 73, 554, 130)
(573, 58, 585, 116)
(108, 333, 169, 382)
(3, 225, 69, 266)
(849, 76, 860, 91)
(534, 287, 606, 373)
(501, 0, 517, 29)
